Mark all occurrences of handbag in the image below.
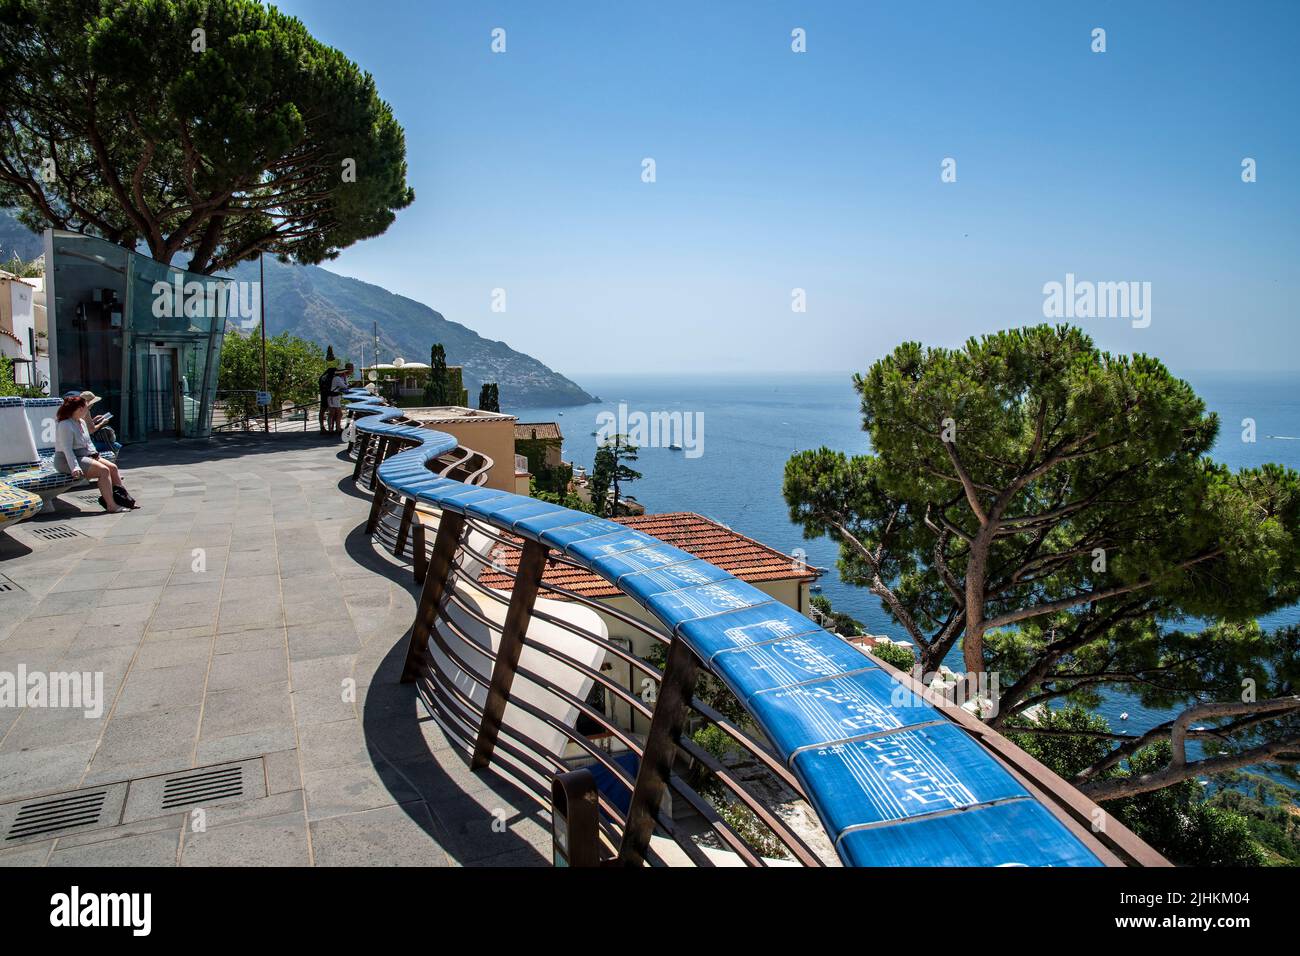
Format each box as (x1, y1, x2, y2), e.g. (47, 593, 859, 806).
(98, 486, 139, 510)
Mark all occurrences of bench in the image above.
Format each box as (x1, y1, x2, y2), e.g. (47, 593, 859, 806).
(0, 477, 41, 533)
(0, 397, 118, 520)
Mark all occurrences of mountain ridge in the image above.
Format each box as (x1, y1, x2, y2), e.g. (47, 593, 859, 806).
(225, 256, 596, 407)
(1, 209, 596, 407)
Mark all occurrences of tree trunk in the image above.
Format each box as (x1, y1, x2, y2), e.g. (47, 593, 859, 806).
(962, 529, 992, 675)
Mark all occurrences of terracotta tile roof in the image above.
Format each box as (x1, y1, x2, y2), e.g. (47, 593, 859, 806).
(515, 422, 563, 442)
(478, 511, 820, 600)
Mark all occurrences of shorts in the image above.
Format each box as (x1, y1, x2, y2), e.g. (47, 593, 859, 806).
(54, 451, 98, 475)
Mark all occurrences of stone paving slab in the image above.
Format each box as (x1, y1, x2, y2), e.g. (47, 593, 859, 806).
(0, 431, 545, 867)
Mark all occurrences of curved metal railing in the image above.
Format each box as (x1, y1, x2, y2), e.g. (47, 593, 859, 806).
(343, 389, 1166, 868)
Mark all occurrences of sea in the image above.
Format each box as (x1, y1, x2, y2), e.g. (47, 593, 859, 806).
(518, 369, 1300, 787)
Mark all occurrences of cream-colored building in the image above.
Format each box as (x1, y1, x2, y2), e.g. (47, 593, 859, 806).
(403, 406, 520, 492)
(513, 421, 570, 498)
(514, 421, 564, 469)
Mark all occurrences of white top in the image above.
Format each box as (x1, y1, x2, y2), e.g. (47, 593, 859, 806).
(54, 417, 93, 473)
(328, 374, 347, 408)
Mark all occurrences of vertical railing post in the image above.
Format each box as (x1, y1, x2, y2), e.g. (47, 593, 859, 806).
(394, 498, 416, 558)
(365, 482, 389, 535)
(352, 431, 371, 480)
(369, 436, 390, 489)
(412, 524, 429, 584)
(618, 636, 699, 866)
(471, 539, 549, 770)
(551, 769, 600, 867)
(401, 510, 465, 683)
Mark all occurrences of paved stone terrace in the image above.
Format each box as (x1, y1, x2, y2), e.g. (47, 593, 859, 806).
(0, 431, 548, 866)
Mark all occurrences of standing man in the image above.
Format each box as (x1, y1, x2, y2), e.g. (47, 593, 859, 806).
(317, 365, 337, 433)
(327, 363, 353, 436)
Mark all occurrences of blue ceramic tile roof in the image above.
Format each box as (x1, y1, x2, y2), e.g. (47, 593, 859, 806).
(617, 557, 735, 603)
(344, 389, 1103, 867)
(711, 628, 882, 701)
(838, 800, 1104, 867)
(676, 602, 826, 660)
(484, 500, 562, 527)
(538, 518, 627, 550)
(792, 723, 1029, 835)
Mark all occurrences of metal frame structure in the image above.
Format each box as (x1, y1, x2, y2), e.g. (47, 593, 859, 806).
(343, 390, 1168, 868)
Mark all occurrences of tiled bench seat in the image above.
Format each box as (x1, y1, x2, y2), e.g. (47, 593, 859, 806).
(0, 477, 42, 531)
(0, 397, 118, 520)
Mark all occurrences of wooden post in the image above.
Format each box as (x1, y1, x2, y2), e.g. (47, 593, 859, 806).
(401, 511, 465, 683)
(412, 523, 429, 584)
(471, 539, 549, 770)
(352, 432, 371, 481)
(369, 436, 391, 489)
(618, 637, 698, 866)
(552, 770, 600, 867)
(365, 482, 389, 536)
(394, 497, 416, 558)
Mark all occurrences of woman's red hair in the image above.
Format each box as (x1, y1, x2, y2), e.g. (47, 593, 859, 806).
(56, 396, 86, 422)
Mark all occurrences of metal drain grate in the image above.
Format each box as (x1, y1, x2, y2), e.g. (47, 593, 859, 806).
(0, 762, 268, 846)
(161, 765, 244, 809)
(8, 791, 107, 840)
(0, 574, 23, 594)
(122, 758, 265, 822)
(0, 783, 128, 846)
(29, 524, 85, 541)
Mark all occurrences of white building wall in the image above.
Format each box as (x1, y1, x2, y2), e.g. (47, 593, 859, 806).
(0, 278, 36, 385)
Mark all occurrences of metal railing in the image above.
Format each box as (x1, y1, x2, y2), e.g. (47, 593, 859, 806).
(212, 390, 321, 433)
(343, 391, 1168, 868)
(437, 518, 827, 865)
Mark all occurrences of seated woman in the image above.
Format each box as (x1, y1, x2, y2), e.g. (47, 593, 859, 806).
(80, 390, 122, 455)
(53, 396, 137, 513)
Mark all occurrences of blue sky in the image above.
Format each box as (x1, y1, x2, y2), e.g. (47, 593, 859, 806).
(270, 0, 1298, 378)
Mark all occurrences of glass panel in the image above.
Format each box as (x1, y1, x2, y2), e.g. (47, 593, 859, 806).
(49, 233, 128, 429)
(179, 341, 203, 435)
(146, 349, 176, 435)
(50, 231, 232, 441)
